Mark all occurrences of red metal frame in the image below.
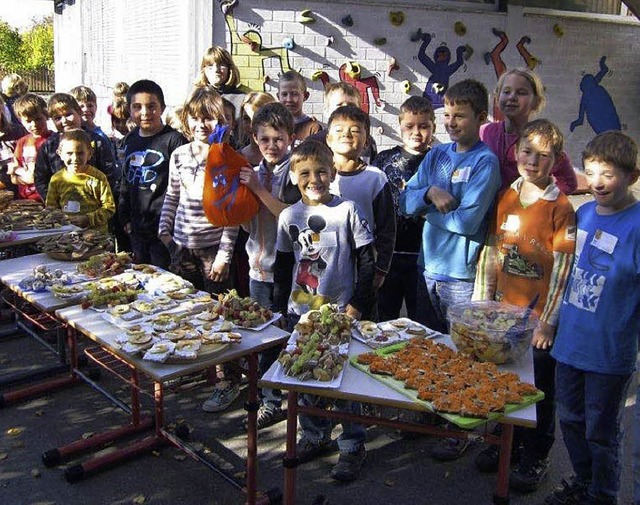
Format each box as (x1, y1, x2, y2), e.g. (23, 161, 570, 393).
(283, 391, 515, 505)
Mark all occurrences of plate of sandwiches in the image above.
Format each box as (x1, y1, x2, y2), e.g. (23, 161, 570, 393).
(354, 317, 443, 349)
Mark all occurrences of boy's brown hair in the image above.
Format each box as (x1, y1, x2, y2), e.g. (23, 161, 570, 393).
(290, 140, 334, 174)
(251, 102, 294, 136)
(444, 79, 489, 117)
(113, 81, 129, 99)
(399, 96, 435, 123)
(518, 119, 564, 157)
(582, 131, 639, 175)
(324, 82, 360, 106)
(58, 128, 93, 151)
(70, 85, 97, 104)
(327, 104, 370, 133)
(48, 93, 82, 117)
(279, 70, 307, 93)
(13, 93, 48, 120)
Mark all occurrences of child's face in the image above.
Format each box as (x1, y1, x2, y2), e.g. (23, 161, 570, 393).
(443, 102, 485, 152)
(78, 100, 98, 127)
(204, 62, 229, 88)
(278, 81, 307, 118)
(187, 114, 219, 143)
(222, 105, 235, 131)
(19, 113, 49, 137)
(57, 139, 91, 174)
(325, 91, 359, 117)
(253, 125, 291, 166)
(130, 92, 164, 135)
(584, 159, 638, 214)
(399, 112, 434, 154)
(293, 158, 334, 206)
(326, 117, 367, 159)
(516, 135, 555, 189)
(498, 74, 539, 122)
(51, 107, 82, 132)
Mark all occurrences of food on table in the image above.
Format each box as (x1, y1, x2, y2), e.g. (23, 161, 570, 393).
(144, 273, 193, 294)
(448, 301, 537, 364)
(126, 331, 153, 345)
(50, 283, 87, 299)
(201, 331, 242, 344)
(143, 342, 176, 362)
(200, 319, 235, 332)
(0, 189, 14, 209)
(278, 304, 352, 381)
(213, 289, 274, 328)
(130, 263, 160, 274)
(81, 281, 142, 309)
(130, 300, 159, 315)
(19, 265, 75, 291)
(38, 230, 114, 259)
(355, 317, 433, 348)
(76, 252, 132, 278)
(173, 339, 202, 359)
(356, 338, 539, 418)
(0, 205, 69, 231)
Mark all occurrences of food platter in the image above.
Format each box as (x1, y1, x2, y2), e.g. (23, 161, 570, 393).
(351, 339, 543, 429)
(353, 317, 444, 348)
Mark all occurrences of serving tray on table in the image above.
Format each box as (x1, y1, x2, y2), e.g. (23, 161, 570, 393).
(350, 341, 544, 429)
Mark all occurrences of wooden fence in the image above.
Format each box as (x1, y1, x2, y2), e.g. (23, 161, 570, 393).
(0, 68, 55, 93)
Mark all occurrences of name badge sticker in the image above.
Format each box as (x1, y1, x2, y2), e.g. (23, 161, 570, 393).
(451, 166, 471, 184)
(63, 200, 81, 213)
(590, 229, 618, 255)
(500, 214, 520, 232)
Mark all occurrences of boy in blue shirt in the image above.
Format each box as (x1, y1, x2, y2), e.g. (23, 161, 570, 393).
(399, 79, 500, 460)
(546, 131, 640, 505)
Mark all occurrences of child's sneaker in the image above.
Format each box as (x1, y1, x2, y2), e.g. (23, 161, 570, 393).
(296, 438, 335, 464)
(330, 447, 366, 482)
(475, 444, 522, 473)
(242, 405, 287, 431)
(509, 456, 549, 492)
(202, 381, 240, 412)
(544, 476, 588, 504)
(430, 437, 475, 461)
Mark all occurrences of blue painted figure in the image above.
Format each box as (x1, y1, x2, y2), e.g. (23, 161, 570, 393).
(570, 56, 621, 134)
(418, 33, 466, 109)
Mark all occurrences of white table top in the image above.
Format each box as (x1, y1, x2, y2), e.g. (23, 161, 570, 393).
(56, 304, 291, 382)
(0, 252, 86, 312)
(261, 337, 537, 428)
(0, 225, 79, 249)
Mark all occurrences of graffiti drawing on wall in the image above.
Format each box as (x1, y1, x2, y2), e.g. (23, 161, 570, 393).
(417, 33, 467, 109)
(224, 9, 293, 91)
(485, 29, 539, 120)
(570, 56, 621, 134)
(313, 63, 381, 115)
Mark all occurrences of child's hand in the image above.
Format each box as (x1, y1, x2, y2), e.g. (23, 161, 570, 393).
(208, 260, 230, 282)
(373, 272, 386, 290)
(239, 166, 262, 193)
(427, 186, 458, 213)
(532, 321, 555, 350)
(159, 233, 173, 247)
(69, 214, 90, 228)
(345, 304, 362, 321)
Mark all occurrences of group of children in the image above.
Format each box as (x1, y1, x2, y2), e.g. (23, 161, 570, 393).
(1, 45, 638, 503)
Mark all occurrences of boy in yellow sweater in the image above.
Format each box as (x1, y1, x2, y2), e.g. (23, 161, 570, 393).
(46, 129, 115, 233)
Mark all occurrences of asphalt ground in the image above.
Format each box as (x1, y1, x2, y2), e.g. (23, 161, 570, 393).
(0, 322, 636, 505)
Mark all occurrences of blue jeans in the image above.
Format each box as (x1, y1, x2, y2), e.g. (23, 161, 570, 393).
(556, 362, 632, 501)
(423, 273, 474, 332)
(250, 279, 282, 410)
(378, 253, 419, 322)
(298, 394, 366, 454)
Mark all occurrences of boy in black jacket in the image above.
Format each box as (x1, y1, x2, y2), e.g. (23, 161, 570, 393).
(118, 80, 187, 268)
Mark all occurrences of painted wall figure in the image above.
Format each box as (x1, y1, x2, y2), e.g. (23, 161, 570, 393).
(417, 33, 466, 109)
(570, 56, 621, 134)
(486, 29, 538, 120)
(224, 10, 293, 91)
(337, 62, 381, 114)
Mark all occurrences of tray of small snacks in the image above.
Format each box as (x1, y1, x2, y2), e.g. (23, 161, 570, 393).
(19, 264, 87, 293)
(76, 252, 133, 278)
(38, 230, 115, 260)
(351, 338, 543, 429)
(0, 206, 69, 232)
(211, 289, 280, 330)
(353, 317, 444, 348)
(274, 304, 353, 388)
(80, 279, 144, 310)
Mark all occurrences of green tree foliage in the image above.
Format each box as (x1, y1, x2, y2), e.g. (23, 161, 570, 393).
(0, 21, 24, 72)
(0, 16, 53, 73)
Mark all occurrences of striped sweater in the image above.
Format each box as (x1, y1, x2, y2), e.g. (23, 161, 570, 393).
(158, 142, 237, 262)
